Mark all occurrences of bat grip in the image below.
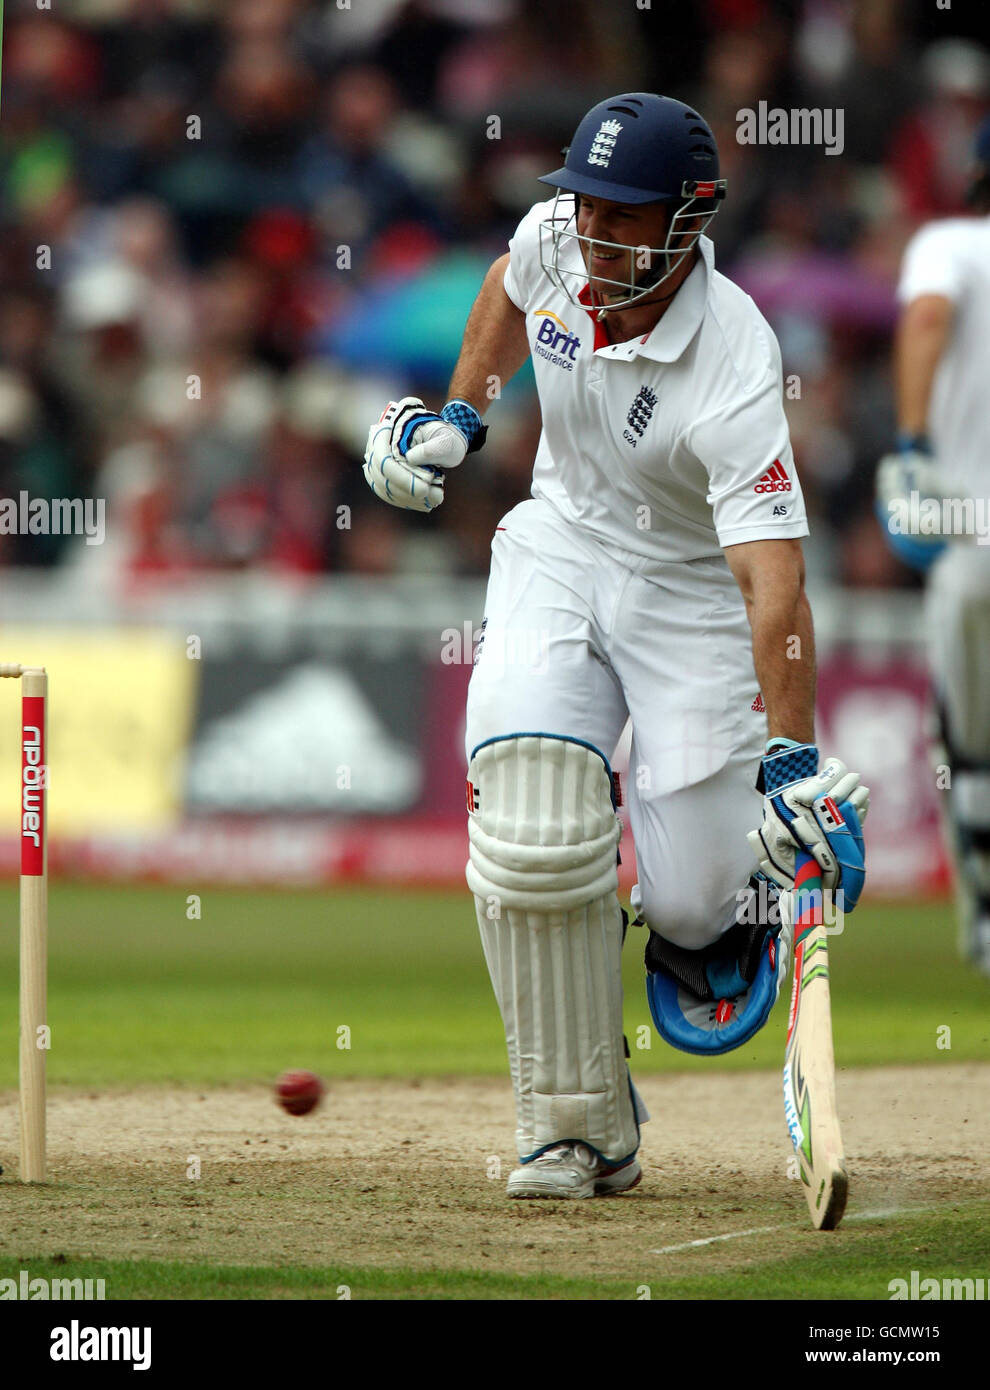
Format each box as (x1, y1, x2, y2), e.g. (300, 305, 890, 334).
(793, 847, 821, 886)
(792, 848, 825, 930)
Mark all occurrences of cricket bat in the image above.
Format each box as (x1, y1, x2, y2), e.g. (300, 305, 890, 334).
(782, 850, 847, 1230)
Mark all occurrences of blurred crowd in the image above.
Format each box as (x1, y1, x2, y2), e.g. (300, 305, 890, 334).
(0, 0, 987, 586)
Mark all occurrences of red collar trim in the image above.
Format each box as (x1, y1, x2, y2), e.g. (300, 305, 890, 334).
(577, 284, 658, 351)
(578, 283, 611, 352)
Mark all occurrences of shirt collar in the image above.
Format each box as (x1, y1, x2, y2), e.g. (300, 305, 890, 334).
(579, 236, 714, 363)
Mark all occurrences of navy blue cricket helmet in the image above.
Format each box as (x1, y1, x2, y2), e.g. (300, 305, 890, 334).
(539, 92, 723, 207)
(537, 93, 727, 312)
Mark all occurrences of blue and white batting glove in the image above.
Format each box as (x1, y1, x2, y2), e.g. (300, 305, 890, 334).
(747, 740, 869, 911)
(363, 400, 446, 512)
(875, 433, 949, 572)
(363, 396, 488, 512)
(389, 395, 487, 469)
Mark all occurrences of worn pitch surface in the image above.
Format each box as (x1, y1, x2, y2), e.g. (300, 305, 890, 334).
(2, 1066, 987, 1294)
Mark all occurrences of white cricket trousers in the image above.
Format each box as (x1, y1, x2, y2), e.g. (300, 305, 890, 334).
(464, 498, 766, 948)
(927, 544, 990, 763)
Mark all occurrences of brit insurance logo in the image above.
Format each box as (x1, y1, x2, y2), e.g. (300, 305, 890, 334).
(533, 310, 581, 372)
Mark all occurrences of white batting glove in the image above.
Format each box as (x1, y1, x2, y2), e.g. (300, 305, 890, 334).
(363, 401, 446, 513)
(387, 396, 470, 470)
(748, 747, 869, 904)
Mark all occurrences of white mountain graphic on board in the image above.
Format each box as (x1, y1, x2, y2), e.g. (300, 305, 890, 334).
(186, 664, 421, 812)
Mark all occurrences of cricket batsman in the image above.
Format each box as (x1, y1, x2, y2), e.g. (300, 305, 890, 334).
(877, 116, 990, 975)
(365, 93, 868, 1196)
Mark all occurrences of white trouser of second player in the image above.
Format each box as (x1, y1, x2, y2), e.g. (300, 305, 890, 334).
(927, 543, 990, 963)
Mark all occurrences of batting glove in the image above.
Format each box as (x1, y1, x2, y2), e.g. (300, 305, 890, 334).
(388, 395, 487, 469)
(363, 400, 446, 512)
(875, 433, 950, 572)
(748, 741, 869, 911)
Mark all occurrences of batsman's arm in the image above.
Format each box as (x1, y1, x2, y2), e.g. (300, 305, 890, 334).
(894, 293, 952, 439)
(724, 537, 816, 746)
(364, 256, 529, 505)
(447, 253, 531, 415)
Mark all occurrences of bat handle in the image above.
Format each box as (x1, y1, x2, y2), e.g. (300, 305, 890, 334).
(793, 847, 822, 892)
(790, 849, 826, 942)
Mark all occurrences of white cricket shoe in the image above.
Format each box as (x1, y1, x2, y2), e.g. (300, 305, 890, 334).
(506, 1143, 642, 1199)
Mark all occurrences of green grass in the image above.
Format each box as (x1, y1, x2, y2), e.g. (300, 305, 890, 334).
(4, 1201, 988, 1299)
(1, 883, 986, 1303)
(0, 885, 986, 1086)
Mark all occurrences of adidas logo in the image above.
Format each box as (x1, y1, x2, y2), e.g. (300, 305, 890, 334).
(751, 693, 765, 712)
(754, 460, 791, 493)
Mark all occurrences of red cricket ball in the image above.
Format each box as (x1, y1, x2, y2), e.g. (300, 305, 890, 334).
(275, 1070, 324, 1117)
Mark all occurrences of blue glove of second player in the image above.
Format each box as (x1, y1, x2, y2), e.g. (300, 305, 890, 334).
(875, 434, 950, 572)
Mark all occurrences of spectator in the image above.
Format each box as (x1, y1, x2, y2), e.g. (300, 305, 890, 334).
(0, 0, 984, 587)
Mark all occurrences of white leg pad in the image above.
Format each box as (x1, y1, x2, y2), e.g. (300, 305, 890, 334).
(466, 735, 640, 1163)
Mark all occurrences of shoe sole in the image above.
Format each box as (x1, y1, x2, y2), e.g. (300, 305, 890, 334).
(507, 1184, 596, 1199)
(595, 1165, 642, 1196)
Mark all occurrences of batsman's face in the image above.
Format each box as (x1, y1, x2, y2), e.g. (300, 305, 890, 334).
(575, 194, 669, 295)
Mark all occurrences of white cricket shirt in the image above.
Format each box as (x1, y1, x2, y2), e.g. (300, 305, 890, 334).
(897, 215, 990, 500)
(502, 196, 809, 564)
